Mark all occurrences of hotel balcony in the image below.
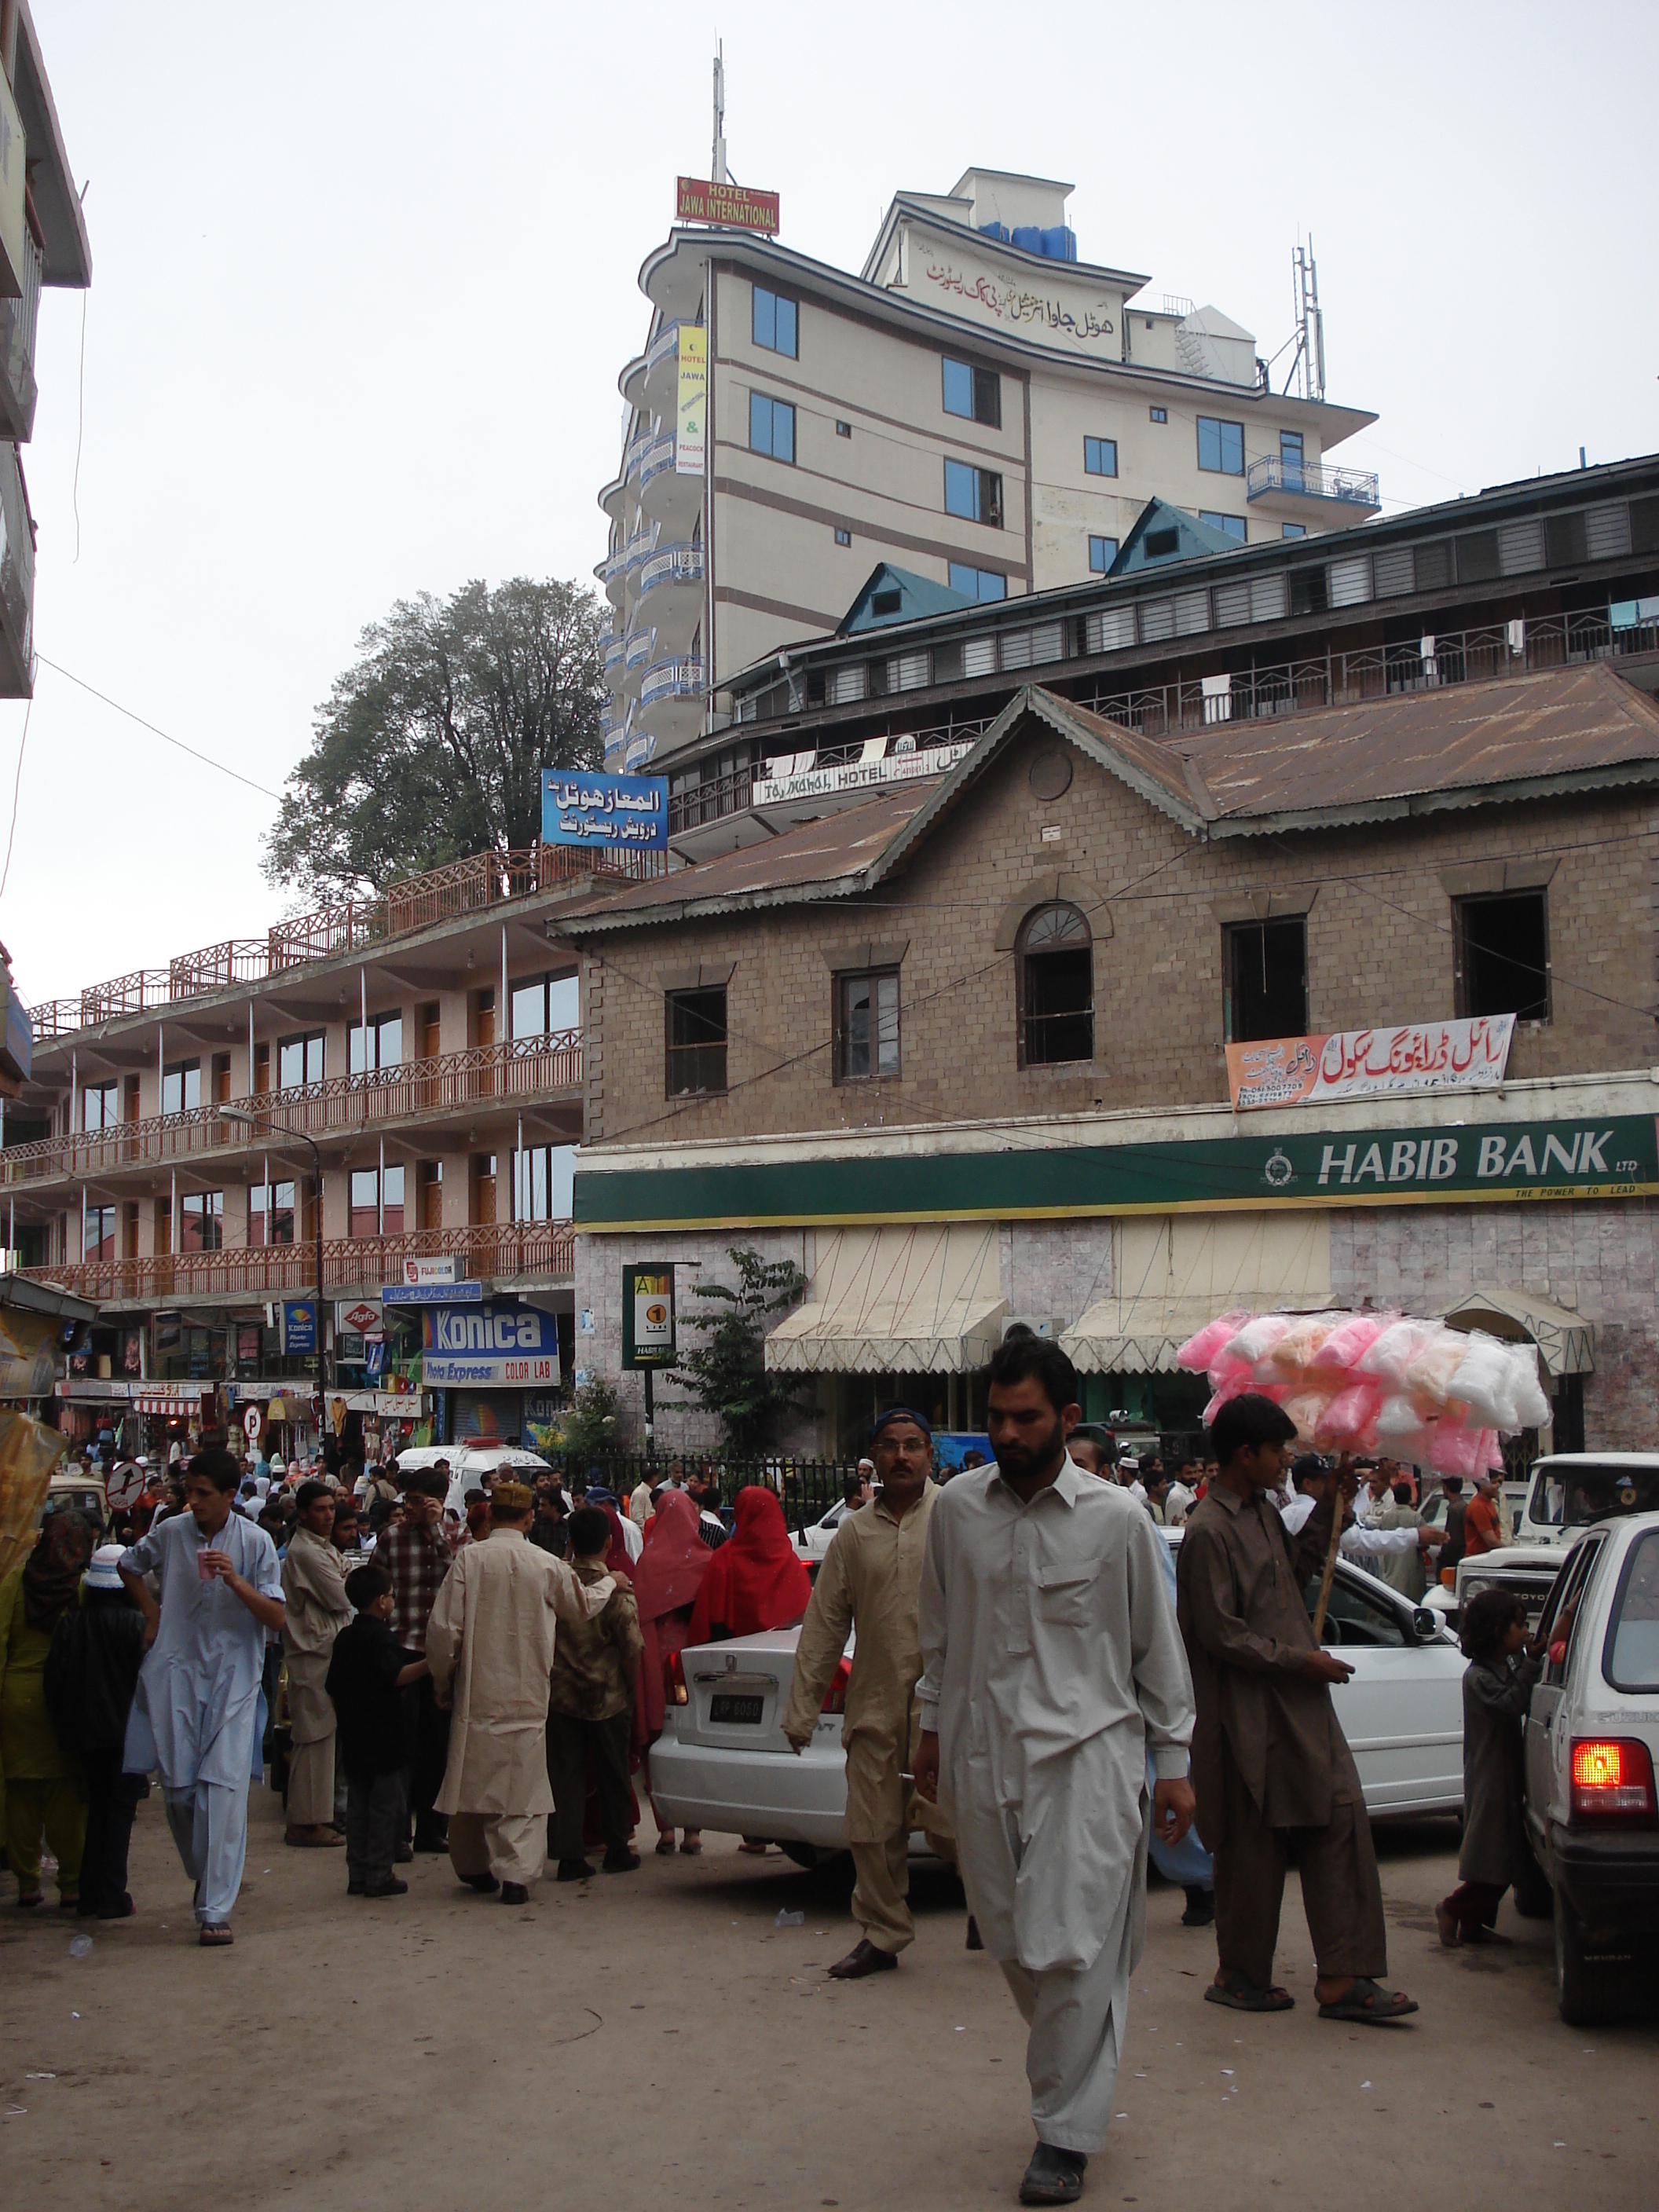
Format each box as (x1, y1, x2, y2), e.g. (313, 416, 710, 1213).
(602, 630, 627, 692)
(602, 544, 628, 610)
(1246, 455, 1380, 515)
(643, 319, 686, 416)
(638, 540, 704, 653)
(623, 520, 658, 614)
(639, 432, 701, 533)
(622, 624, 656, 701)
(0, 226, 43, 443)
(637, 655, 705, 746)
(0, 441, 35, 695)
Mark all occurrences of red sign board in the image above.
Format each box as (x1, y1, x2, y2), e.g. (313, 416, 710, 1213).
(341, 1302, 380, 1335)
(676, 176, 779, 235)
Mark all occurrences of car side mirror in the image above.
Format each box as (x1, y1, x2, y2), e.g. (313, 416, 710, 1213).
(1412, 1608, 1439, 1641)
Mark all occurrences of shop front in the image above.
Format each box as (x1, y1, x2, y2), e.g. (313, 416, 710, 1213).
(420, 1301, 562, 1452)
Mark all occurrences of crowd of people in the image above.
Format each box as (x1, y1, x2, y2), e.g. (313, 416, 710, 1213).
(2, 1375, 1551, 2207)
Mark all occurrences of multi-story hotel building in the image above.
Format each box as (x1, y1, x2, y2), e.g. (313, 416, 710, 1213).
(598, 164, 1378, 775)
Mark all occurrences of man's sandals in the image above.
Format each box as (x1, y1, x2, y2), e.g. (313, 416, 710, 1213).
(1204, 1968, 1294, 2012)
(1316, 1976, 1418, 2023)
(198, 1924, 234, 1947)
(1019, 2145, 1087, 2207)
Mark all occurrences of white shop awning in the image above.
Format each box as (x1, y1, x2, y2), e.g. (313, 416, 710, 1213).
(1063, 1213, 1333, 1375)
(764, 1223, 1006, 1375)
(1441, 1284, 1595, 1379)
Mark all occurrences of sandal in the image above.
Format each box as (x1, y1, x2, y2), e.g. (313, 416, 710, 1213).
(679, 1837, 702, 1855)
(1317, 1976, 1417, 2023)
(1435, 1903, 1459, 1949)
(198, 1923, 235, 1947)
(58, 1893, 81, 1913)
(1204, 1969, 1295, 2012)
(654, 1836, 678, 1856)
(16, 1889, 43, 1910)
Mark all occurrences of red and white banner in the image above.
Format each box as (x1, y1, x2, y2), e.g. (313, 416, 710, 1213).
(1227, 1015, 1515, 1112)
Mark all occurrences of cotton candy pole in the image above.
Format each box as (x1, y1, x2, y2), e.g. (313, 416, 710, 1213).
(1310, 1483, 1345, 1645)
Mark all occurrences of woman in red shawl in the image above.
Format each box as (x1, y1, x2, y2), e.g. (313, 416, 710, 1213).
(631, 1489, 712, 1855)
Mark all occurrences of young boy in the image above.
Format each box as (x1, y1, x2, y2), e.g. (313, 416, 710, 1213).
(1437, 1585, 1547, 1947)
(325, 1565, 428, 1899)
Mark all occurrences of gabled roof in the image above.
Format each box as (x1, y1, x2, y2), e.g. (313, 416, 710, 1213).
(839, 563, 977, 635)
(557, 665, 1659, 937)
(1109, 498, 1243, 577)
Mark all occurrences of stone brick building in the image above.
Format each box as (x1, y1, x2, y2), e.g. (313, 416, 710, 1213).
(566, 666, 1659, 1459)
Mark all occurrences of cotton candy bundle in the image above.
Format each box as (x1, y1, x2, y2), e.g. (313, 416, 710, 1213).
(1202, 1374, 1287, 1425)
(1358, 1319, 1437, 1390)
(1429, 1421, 1485, 1478)
(1310, 1310, 1397, 1373)
(1224, 1314, 1291, 1372)
(1477, 1429, 1506, 1474)
(1506, 1345, 1551, 1430)
(1375, 1393, 1432, 1444)
(1282, 1389, 1338, 1445)
(1316, 1381, 1382, 1448)
(1176, 1310, 1254, 1374)
(1404, 1329, 1473, 1408)
(1446, 1332, 1518, 1428)
(1269, 1313, 1339, 1377)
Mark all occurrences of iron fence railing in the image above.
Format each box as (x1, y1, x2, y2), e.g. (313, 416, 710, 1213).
(548, 1454, 858, 1524)
(1246, 455, 1379, 507)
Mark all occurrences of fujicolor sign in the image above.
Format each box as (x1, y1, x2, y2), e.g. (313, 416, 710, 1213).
(420, 1302, 561, 1388)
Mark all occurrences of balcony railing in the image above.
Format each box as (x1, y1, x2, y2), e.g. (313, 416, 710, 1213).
(1246, 456, 1379, 507)
(639, 434, 677, 489)
(641, 656, 704, 710)
(2, 1035, 583, 1191)
(644, 319, 683, 379)
(28, 842, 663, 1041)
(624, 626, 655, 675)
(0, 438, 36, 678)
(19, 1219, 577, 1306)
(640, 541, 704, 596)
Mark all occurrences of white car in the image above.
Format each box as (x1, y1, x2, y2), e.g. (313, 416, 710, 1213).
(1522, 1509, 1659, 2023)
(793, 1498, 852, 1564)
(386, 1442, 553, 1521)
(646, 1542, 1467, 1855)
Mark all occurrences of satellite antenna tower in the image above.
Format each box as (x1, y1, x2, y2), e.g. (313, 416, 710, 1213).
(1283, 239, 1326, 402)
(712, 42, 727, 185)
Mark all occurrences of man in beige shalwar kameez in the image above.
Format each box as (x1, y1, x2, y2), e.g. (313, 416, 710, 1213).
(280, 1481, 353, 1846)
(425, 1481, 617, 1904)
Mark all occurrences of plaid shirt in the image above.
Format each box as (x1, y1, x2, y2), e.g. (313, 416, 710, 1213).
(376, 1518, 452, 1654)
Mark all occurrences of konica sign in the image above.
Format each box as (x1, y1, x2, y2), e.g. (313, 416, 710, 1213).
(420, 1302, 562, 1389)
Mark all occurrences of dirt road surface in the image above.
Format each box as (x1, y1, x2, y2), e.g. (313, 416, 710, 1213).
(3, 1789, 1651, 2212)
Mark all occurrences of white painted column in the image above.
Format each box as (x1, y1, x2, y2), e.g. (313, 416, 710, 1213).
(170, 1167, 178, 1255)
(379, 1133, 385, 1235)
(500, 925, 509, 1048)
(71, 1046, 77, 1133)
(360, 964, 368, 1070)
(247, 1001, 255, 1093)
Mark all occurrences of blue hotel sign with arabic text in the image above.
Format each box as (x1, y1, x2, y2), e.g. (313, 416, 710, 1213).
(542, 770, 668, 852)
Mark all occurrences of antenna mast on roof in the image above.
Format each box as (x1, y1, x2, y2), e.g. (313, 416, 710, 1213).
(1283, 239, 1325, 403)
(712, 41, 727, 184)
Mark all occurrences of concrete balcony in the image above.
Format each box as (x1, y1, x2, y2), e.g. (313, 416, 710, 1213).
(602, 631, 627, 690)
(0, 441, 35, 695)
(602, 544, 628, 610)
(1246, 455, 1379, 515)
(0, 227, 42, 442)
(638, 540, 705, 653)
(623, 521, 658, 615)
(643, 319, 686, 415)
(621, 624, 656, 701)
(639, 432, 701, 533)
(638, 655, 705, 747)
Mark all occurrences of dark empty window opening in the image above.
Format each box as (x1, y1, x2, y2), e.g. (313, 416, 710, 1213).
(1019, 903, 1093, 1067)
(871, 588, 902, 616)
(1225, 920, 1307, 1043)
(1144, 526, 1180, 558)
(835, 969, 900, 1082)
(1456, 892, 1550, 1023)
(665, 987, 728, 1097)
(1288, 566, 1328, 616)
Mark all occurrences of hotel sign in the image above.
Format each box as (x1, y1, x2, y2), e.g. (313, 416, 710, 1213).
(543, 770, 668, 851)
(676, 177, 779, 234)
(752, 743, 973, 810)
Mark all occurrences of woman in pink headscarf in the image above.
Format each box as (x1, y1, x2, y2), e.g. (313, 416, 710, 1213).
(630, 1488, 711, 1855)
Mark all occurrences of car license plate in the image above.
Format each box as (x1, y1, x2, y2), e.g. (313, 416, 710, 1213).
(710, 1692, 764, 1725)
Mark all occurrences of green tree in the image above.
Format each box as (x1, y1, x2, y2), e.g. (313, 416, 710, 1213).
(665, 1246, 810, 1458)
(264, 576, 606, 899)
(556, 1373, 622, 1463)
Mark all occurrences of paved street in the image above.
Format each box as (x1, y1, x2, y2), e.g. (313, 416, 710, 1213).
(3, 1789, 1651, 2212)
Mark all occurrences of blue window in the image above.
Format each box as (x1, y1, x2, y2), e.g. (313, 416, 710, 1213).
(1199, 511, 1247, 544)
(1088, 535, 1119, 573)
(942, 357, 1000, 427)
(1148, 405, 1167, 423)
(1281, 522, 1306, 540)
(1083, 436, 1118, 478)
(753, 285, 797, 358)
(949, 562, 1007, 602)
(1280, 429, 1305, 489)
(944, 460, 1002, 526)
(749, 391, 795, 464)
(1197, 416, 1244, 475)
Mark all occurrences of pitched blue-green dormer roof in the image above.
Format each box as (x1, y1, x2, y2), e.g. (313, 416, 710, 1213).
(839, 562, 978, 635)
(1110, 499, 1243, 578)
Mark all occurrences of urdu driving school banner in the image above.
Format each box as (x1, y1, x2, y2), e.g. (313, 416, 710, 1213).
(1226, 1016, 1514, 1112)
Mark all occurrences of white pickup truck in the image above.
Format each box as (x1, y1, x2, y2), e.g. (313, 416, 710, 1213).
(1450, 1455, 1659, 1627)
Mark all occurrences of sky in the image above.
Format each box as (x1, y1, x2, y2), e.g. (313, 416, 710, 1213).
(4, 0, 1656, 1012)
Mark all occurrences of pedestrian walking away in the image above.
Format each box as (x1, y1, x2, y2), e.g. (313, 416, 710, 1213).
(118, 1448, 287, 1945)
(424, 1481, 619, 1904)
(1, 1509, 97, 1910)
(280, 1480, 353, 1846)
(784, 1404, 958, 1979)
(546, 1506, 644, 1882)
(42, 1543, 147, 1918)
(916, 1338, 1196, 2207)
(629, 1486, 710, 1855)
(1438, 1586, 1547, 1947)
(1175, 1394, 1418, 2025)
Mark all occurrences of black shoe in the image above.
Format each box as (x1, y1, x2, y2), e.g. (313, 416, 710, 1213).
(556, 1858, 593, 1882)
(394, 1840, 414, 1864)
(828, 1938, 898, 1980)
(965, 1914, 984, 1951)
(1020, 2144, 1087, 2206)
(602, 1848, 641, 1874)
(1181, 1885, 1215, 1928)
(95, 1895, 134, 1921)
(412, 1822, 449, 1853)
(347, 1877, 366, 1896)
(364, 1877, 408, 1899)
(462, 1873, 500, 1894)
(499, 1881, 529, 1906)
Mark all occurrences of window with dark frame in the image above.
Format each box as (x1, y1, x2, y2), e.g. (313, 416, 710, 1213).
(665, 986, 728, 1096)
(180, 1190, 225, 1253)
(752, 284, 798, 358)
(944, 459, 1003, 526)
(249, 1179, 295, 1247)
(835, 419, 851, 438)
(749, 391, 796, 463)
(941, 357, 1001, 427)
(510, 972, 580, 1039)
(1199, 510, 1247, 544)
(1149, 405, 1167, 423)
(1280, 428, 1306, 488)
(348, 1011, 403, 1074)
(1224, 919, 1308, 1043)
(277, 1031, 324, 1090)
(1083, 435, 1118, 477)
(1088, 535, 1119, 573)
(948, 562, 1006, 601)
(1018, 904, 1093, 1067)
(1197, 416, 1245, 475)
(83, 1080, 119, 1131)
(834, 526, 851, 547)
(834, 969, 900, 1082)
(162, 1060, 201, 1117)
(1455, 891, 1551, 1023)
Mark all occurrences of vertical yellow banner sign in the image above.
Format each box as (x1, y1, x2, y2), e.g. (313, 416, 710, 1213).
(675, 324, 706, 476)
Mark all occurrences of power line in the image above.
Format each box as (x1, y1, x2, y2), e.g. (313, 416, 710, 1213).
(0, 690, 32, 903)
(33, 656, 287, 800)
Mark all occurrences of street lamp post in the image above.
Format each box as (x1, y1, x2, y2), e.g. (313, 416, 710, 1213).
(220, 1105, 327, 1426)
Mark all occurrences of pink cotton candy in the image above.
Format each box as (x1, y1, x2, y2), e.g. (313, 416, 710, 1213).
(1206, 1350, 1257, 1390)
(1311, 1310, 1397, 1372)
(1201, 1375, 1287, 1423)
(1316, 1381, 1382, 1446)
(1358, 1319, 1435, 1390)
(1224, 1314, 1291, 1368)
(1177, 1309, 1254, 1372)
(1282, 1389, 1335, 1444)
(1477, 1429, 1506, 1474)
(1429, 1422, 1484, 1478)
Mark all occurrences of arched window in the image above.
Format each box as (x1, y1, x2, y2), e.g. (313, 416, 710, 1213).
(1017, 903, 1093, 1067)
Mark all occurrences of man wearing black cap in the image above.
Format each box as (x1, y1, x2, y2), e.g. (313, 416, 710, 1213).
(782, 1404, 956, 1979)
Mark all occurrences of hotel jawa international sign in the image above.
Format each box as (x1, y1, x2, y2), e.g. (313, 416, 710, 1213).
(676, 177, 779, 233)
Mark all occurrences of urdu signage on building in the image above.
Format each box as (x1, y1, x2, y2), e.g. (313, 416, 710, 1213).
(1226, 1016, 1515, 1112)
(542, 771, 668, 852)
(675, 177, 779, 234)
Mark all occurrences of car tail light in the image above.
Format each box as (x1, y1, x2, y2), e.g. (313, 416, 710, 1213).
(1570, 1738, 1657, 1825)
(666, 1649, 688, 1708)
(821, 1656, 853, 1714)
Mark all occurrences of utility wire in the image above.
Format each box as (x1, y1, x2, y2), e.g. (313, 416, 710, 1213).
(33, 655, 287, 800)
(0, 689, 31, 903)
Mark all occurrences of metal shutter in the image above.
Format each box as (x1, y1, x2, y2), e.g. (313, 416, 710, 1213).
(1372, 546, 1415, 597)
(1174, 590, 1210, 636)
(1414, 540, 1454, 590)
(1498, 518, 1544, 575)
(1214, 580, 1251, 628)
(963, 635, 998, 676)
(1028, 621, 1064, 665)
(1000, 628, 1033, 670)
(1086, 606, 1137, 654)
(1585, 504, 1632, 562)
(1328, 554, 1373, 607)
(892, 651, 929, 691)
(1138, 597, 1176, 643)
(829, 664, 866, 705)
(1249, 573, 1287, 623)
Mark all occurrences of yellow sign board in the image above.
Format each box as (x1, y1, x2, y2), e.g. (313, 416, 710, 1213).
(675, 324, 706, 477)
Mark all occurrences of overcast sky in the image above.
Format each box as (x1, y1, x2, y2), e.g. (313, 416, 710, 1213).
(5, 0, 1655, 1012)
